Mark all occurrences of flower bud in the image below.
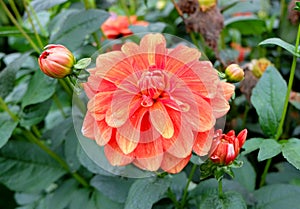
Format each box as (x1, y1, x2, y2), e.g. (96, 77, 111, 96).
(225, 64, 244, 82)
(38, 44, 75, 78)
(210, 129, 247, 165)
(198, 0, 216, 11)
(251, 58, 272, 78)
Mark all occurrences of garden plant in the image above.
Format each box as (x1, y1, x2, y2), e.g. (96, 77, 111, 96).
(1, 0, 300, 209)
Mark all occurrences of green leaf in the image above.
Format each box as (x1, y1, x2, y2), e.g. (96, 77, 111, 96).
(0, 53, 30, 99)
(233, 156, 256, 191)
(124, 177, 171, 209)
(91, 175, 135, 203)
(30, 0, 68, 11)
(74, 58, 91, 69)
(20, 99, 52, 127)
(77, 145, 113, 176)
(198, 191, 247, 209)
(0, 141, 66, 192)
(0, 112, 18, 148)
(64, 127, 80, 172)
(254, 184, 300, 209)
(258, 139, 282, 161)
(67, 189, 122, 209)
(0, 26, 34, 37)
(251, 66, 287, 137)
(259, 38, 299, 57)
(241, 138, 263, 155)
(21, 70, 57, 108)
(225, 16, 266, 35)
(50, 9, 109, 50)
(282, 138, 300, 170)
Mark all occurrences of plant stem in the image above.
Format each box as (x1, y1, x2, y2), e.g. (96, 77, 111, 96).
(275, 23, 300, 140)
(180, 164, 197, 207)
(23, 129, 89, 188)
(218, 178, 223, 199)
(0, 0, 41, 53)
(0, 97, 18, 122)
(59, 79, 73, 97)
(8, 0, 22, 22)
(259, 158, 272, 187)
(22, 0, 44, 49)
(260, 22, 300, 187)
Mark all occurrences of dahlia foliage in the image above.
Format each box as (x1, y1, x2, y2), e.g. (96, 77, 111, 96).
(82, 33, 235, 173)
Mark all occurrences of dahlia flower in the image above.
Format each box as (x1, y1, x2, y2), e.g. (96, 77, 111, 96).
(82, 33, 234, 173)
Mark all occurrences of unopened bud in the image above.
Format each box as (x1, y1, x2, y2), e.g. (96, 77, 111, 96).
(251, 58, 272, 78)
(225, 64, 244, 82)
(38, 44, 75, 78)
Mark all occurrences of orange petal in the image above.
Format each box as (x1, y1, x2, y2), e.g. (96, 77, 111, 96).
(150, 101, 174, 138)
(193, 128, 214, 156)
(87, 91, 113, 121)
(95, 51, 134, 85)
(133, 137, 163, 158)
(133, 153, 163, 171)
(220, 82, 235, 101)
(116, 132, 138, 154)
(81, 112, 96, 140)
(161, 153, 191, 174)
(94, 120, 112, 146)
(104, 134, 134, 166)
(162, 108, 194, 158)
(139, 33, 166, 66)
(166, 45, 201, 73)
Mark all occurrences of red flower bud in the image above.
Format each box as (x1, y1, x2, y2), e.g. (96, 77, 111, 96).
(225, 64, 244, 83)
(38, 44, 75, 78)
(210, 129, 247, 165)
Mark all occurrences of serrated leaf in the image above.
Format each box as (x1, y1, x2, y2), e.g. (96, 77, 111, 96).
(258, 139, 282, 161)
(259, 38, 299, 57)
(0, 112, 18, 148)
(91, 175, 135, 203)
(21, 70, 57, 108)
(0, 53, 30, 98)
(251, 66, 287, 137)
(124, 177, 171, 209)
(198, 191, 247, 209)
(254, 184, 300, 209)
(241, 138, 263, 155)
(225, 16, 266, 35)
(282, 138, 300, 170)
(50, 9, 109, 50)
(0, 141, 66, 192)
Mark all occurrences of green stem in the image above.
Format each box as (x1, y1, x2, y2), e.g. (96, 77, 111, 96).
(32, 125, 41, 138)
(259, 158, 272, 187)
(275, 23, 300, 140)
(0, 97, 18, 122)
(242, 103, 250, 129)
(59, 79, 73, 97)
(23, 129, 89, 188)
(180, 164, 197, 207)
(218, 178, 223, 199)
(22, 0, 44, 49)
(8, 0, 22, 22)
(0, 0, 41, 53)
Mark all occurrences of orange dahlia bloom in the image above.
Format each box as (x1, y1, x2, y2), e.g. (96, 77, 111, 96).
(101, 13, 149, 39)
(82, 34, 235, 173)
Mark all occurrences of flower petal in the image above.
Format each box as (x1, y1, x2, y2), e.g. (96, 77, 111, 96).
(193, 128, 214, 156)
(150, 101, 174, 139)
(160, 152, 191, 174)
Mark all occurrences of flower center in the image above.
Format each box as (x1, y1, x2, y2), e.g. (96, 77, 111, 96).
(138, 69, 166, 107)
